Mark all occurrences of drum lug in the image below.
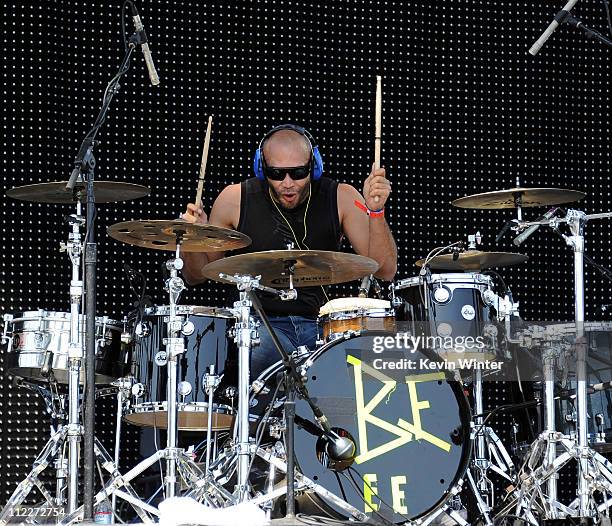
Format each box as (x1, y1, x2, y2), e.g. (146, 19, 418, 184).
(2, 313, 14, 352)
(251, 327, 260, 346)
(154, 350, 167, 366)
(482, 288, 497, 307)
(181, 320, 195, 336)
(433, 285, 452, 304)
(134, 321, 151, 338)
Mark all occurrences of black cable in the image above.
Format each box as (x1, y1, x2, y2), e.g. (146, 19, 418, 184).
(482, 270, 508, 296)
(121, 1, 131, 50)
(551, 222, 612, 284)
(342, 466, 406, 526)
(472, 399, 541, 436)
(603, 0, 612, 35)
(333, 471, 348, 503)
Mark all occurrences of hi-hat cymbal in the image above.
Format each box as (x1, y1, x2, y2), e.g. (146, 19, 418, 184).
(202, 250, 380, 288)
(6, 181, 151, 204)
(107, 220, 251, 252)
(452, 187, 586, 209)
(415, 250, 528, 271)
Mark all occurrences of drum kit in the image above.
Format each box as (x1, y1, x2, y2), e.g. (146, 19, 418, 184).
(2, 176, 612, 526)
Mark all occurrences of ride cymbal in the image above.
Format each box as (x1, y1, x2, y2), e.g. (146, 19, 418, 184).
(6, 181, 151, 204)
(415, 250, 528, 271)
(202, 249, 379, 287)
(107, 220, 251, 252)
(451, 187, 586, 209)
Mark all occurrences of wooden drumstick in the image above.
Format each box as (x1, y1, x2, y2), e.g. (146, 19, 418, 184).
(374, 75, 382, 205)
(195, 116, 213, 206)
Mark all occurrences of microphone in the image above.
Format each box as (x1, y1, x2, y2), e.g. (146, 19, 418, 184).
(513, 207, 559, 247)
(358, 274, 373, 298)
(324, 429, 356, 462)
(129, 3, 160, 86)
(295, 415, 356, 468)
(529, 0, 579, 56)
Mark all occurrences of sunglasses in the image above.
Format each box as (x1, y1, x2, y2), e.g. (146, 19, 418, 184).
(263, 164, 311, 181)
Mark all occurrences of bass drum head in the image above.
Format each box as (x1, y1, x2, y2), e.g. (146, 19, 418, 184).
(293, 332, 471, 523)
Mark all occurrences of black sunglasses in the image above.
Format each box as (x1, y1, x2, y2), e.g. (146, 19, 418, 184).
(263, 164, 311, 181)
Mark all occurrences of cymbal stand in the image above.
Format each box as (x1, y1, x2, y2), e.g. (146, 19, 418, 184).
(494, 209, 612, 523)
(0, 202, 87, 525)
(467, 368, 515, 525)
(58, 239, 233, 524)
(216, 272, 296, 501)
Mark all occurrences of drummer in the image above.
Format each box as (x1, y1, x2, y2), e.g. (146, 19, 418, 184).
(181, 124, 397, 379)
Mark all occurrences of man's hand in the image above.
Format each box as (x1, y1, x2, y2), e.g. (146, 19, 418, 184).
(181, 202, 208, 224)
(362, 163, 391, 211)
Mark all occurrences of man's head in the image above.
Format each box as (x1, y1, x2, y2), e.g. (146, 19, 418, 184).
(262, 128, 313, 209)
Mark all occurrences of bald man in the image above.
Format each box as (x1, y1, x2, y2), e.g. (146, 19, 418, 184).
(182, 124, 397, 384)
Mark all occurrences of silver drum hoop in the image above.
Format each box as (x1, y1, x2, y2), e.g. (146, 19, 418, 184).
(394, 272, 494, 292)
(144, 304, 236, 319)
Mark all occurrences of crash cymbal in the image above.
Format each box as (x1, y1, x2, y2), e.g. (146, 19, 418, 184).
(202, 250, 379, 288)
(452, 187, 586, 209)
(6, 181, 151, 204)
(415, 250, 528, 271)
(107, 220, 251, 252)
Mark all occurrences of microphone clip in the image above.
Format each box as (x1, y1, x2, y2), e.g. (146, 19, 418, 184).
(129, 27, 149, 48)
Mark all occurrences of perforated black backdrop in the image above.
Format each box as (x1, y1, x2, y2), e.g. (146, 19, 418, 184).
(1, 0, 611, 505)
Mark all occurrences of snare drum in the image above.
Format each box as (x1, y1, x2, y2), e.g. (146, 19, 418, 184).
(3, 310, 125, 384)
(124, 305, 237, 431)
(318, 297, 395, 341)
(393, 273, 500, 360)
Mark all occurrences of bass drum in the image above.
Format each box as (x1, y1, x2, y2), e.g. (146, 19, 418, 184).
(257, 331, 472, 523)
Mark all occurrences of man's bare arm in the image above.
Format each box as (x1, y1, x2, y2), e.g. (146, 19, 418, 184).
(181, 184, 241, 285)
(338, 166, 397, 281)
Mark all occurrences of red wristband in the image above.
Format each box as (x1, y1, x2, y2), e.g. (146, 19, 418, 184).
(354, 200, 385, 217)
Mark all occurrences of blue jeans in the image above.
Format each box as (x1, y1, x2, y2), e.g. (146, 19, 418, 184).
(250, 316, 319, 382)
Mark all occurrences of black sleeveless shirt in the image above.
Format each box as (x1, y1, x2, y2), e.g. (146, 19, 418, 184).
(234, 177, 343, 318)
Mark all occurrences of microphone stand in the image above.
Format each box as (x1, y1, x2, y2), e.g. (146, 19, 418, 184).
(559, 11, 612, 49)
(66, 34, 138, 521)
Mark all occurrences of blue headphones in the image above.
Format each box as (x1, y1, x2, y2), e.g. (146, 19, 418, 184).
(253, 124, 324, 181)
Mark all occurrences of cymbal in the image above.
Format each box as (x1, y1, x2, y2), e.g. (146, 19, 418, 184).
(6, 181, 151, 204)
(451, 187, 586, 209)
(202, 250, 380, 288)
(415, 250, 528, 271)
(107, 220, 251, 252)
